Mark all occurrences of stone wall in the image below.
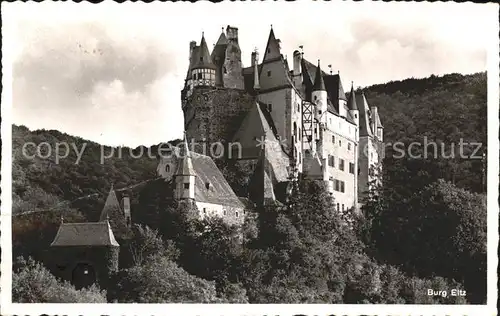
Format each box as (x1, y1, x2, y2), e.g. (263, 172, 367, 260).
(49, 246, 119, 290)
(184, 87, 256, 154)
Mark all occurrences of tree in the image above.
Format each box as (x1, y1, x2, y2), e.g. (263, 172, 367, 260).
(128, 224, 179, 266)
(112, 255, 246, 303)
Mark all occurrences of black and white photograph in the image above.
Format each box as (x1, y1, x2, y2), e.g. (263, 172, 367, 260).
(1, 1, 498, 315)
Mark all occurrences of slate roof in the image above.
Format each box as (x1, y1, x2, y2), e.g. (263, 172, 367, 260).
(175, 133, 195, 176)
(313, 61, 326, 91)
(99, 186, 121, 222)
(347, 85, 358, 111)
(193, 34, 216, 70)
(248, 147, 276, 206)
(160, 147, 245, 209)
(51, 221, 119, 247)
(190, 153, 245, 208)
(231, 102, 291, 183)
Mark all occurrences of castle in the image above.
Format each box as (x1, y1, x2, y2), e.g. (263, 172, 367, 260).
(168, 25, 383, 215)
(49, 25, 384, 289)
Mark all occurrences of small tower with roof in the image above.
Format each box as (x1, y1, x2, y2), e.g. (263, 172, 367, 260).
(312, 60, 327, 120)
(174, 132, 197, 200)
(347, 82, 359, 127)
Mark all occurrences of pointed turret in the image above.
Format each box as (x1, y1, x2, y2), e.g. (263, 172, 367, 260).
(262, 26, 281, 62)
(175, 132, 196, 176)
(312, 60, 328, 117)
(313, 60, 326, 92)
(348, 82, 359, 127)
(253, 49, 260, 91)
(193, 33, 216, 70)
(174, 132, 196, 200)
(347, 83, 358, 111)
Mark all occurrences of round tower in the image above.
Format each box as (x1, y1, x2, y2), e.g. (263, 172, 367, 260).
(191, 33, 216, 88)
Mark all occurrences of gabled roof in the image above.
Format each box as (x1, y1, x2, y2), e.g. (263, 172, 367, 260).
(231, 102, 290, 182)
(51, 221, 119, 247)
(193, 34, 216, 70)
(262, 27, 281, 62)
(191, 153, 245, 208)
(356, 92, 373, 137)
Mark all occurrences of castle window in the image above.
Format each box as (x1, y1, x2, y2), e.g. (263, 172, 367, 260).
(268, 104, 272, 112)
(328, 155, 334, 167)
(332, 135, 335, 143)
(223, 210, 227, 215)
(348, 142, 351, 150)
(314, 95, 317, 101)
(337, 203, 340, 211)
(355, 114, 358, 118)
(267, 70, 271, 77)
(205, 182, 211, 190)
(223, 66, 227, 74)
(341, 181, 345, 193)
(165, 164, 170, 173)
(184, 183, 190, 189)
(349, 162, 355, 174)
(203, 208, 206, 214)
(339, 159, 345, 171)
(235, 212, 239, 217)
(339, 140, 342, 147)
(342, 204, 345, 211)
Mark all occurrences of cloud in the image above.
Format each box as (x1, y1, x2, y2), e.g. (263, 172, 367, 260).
(12, 21, 183, 147)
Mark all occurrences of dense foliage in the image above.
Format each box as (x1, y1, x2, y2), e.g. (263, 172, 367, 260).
(13, 257, 107, 303)
(11, 72, 487, 303)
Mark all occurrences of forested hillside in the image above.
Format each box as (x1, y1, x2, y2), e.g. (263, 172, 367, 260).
(11, 72, 487, 304)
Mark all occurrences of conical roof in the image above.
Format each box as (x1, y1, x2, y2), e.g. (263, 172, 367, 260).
(99, 184, 121, 222)
(313, 60, 326, 91)
(347, 83, 358, 110)
(193, 34, 216, 70)
(175, 133, 196, 176)
(215, 30, 228, 46)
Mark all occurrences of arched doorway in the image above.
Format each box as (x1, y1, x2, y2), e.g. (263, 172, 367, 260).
(72, 262, 97, 289)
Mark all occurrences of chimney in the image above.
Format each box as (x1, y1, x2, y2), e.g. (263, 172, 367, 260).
(251, 50, 259, 67)
(226, 25, 238, 43)
(293, 50, 302, 75)
(189, 41, 196, 61)
(122, 195, 131, 227)
(253, 54, 260, 92)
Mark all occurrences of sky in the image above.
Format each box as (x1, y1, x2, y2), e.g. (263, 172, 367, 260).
(4, 1, 496, 147)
